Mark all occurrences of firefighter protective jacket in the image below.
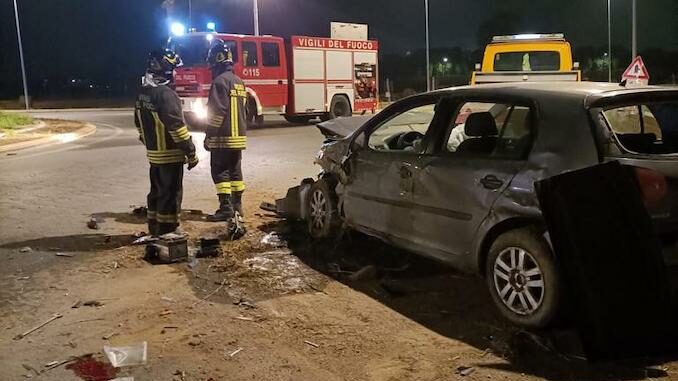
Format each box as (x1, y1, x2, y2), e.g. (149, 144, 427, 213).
(135, 75, 197, 165)
(205, 71, 248, 150)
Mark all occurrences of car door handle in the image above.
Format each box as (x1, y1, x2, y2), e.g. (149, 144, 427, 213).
(400, 166, 412, 179)
(480, 175, 504, 190)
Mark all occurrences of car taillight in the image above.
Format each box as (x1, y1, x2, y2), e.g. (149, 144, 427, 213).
(634, 167, 668, 209)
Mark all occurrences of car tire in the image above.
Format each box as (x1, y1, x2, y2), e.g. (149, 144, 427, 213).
(328, 95, 352, 120)
(485, 227, 562, 328)
(306, 178, 340, 239)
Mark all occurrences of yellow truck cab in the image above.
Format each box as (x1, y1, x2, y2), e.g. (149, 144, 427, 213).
(471, 33, 581, 85)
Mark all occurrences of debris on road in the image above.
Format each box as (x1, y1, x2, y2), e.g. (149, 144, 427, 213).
(14, 313, 63, 340)
(455, 366, 475, 377)
(234, 298, 256, 309)
(22, 363, 39, 376)
(161, 296, 175, 303)
(228, 347, 243, 358)
(159, 310, 174, 317)
(55, 252, 74, 258)
(304, 340, 320, 348)
(104, 342, 148, 367)
(188, 337, 202, 347)
(66, 354, 116, 379)
(87, 217, 99, 230)
(132, 235, 157, 245)
(16, 276, 30, 280)
(19, 247, 32, 253)
(261, 232, 285, 247)
(103, 332, 119, 340)
(131, 205, 147, 217)
(198, 237, 221, 258)
(233, 316, 255, 322)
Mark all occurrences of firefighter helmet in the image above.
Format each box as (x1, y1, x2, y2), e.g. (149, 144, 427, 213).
(147, 49, 183, 78)
(207, 40, 234, 68)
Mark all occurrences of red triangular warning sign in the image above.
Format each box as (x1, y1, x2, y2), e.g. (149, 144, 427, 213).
(622, 56, 650, 81)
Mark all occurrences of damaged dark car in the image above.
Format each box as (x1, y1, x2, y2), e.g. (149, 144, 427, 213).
(278, 82, 678, 328)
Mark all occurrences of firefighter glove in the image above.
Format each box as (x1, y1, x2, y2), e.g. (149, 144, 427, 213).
(187, 154, 199, 170)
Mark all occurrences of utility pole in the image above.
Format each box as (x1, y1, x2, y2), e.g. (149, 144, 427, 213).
(607, 0, 612, 82)
(425, 0, 431, 92)
(188, 0, 192, 29)
(12, 0, 30, 110)
(253, 0, 260, 36)
(631, 0, 637, 59)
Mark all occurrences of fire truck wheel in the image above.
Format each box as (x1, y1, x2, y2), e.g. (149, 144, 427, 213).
(329, 95, 352, 119)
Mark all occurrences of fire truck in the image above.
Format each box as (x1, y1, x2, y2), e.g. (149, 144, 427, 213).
(169, 31, 379, 126)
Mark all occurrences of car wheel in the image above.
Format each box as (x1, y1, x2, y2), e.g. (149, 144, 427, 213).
(486, 227, 562, 328)
(329, 95, 351, 119)
(307, 178, 340, 239)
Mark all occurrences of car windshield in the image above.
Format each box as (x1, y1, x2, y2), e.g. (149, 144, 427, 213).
(494, 51, 560, 71)
(169, 36, 238, 67)
(603, 102, 678, 155)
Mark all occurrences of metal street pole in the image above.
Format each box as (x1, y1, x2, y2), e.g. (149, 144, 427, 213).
(607, 0, 612, 82)
(425, 0, 430, 92)
(632, 0, 637, 59)
(253, 0, 260, 36)
(12, 0, 30, 110)
(188, 0, 192, 29)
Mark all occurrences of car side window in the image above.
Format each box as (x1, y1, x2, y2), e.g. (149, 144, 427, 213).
(446, 102, 532, 159)
(368, 103, 436, 153)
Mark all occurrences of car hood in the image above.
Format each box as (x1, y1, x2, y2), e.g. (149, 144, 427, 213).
(316, 115, 373, 139)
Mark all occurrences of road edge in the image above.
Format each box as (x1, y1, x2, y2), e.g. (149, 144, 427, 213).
(0, 123, 97, 154)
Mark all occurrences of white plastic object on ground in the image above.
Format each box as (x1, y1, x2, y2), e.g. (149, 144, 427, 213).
(103, 342, 147, 367)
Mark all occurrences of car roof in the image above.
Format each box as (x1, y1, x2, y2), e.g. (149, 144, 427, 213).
(435, 81, 678, 106)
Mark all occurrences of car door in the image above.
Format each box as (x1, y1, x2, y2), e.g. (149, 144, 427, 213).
(412, 98, 534, 258)
(343, 95, 441, 242)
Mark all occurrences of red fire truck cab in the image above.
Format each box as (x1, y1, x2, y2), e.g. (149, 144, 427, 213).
(169, 32, 379, 126)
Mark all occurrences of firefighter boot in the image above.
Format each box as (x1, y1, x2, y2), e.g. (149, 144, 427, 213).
(232, 191, 244, 217)
(206, 194, 235, 222)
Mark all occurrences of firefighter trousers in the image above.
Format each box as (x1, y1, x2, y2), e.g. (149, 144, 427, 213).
(147, 163, 184, 236)
(210, 149, 245, 212)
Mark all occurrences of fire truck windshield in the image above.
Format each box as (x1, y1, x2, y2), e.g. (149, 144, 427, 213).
(170, 35, 238, 67)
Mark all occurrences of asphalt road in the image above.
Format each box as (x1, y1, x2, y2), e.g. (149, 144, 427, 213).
(0, 110, 322, 247)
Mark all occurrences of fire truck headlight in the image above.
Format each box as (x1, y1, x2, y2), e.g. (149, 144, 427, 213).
(206, 34, 214, 42)
(171, 22, 186, 37)
(192, 100, 207, 119)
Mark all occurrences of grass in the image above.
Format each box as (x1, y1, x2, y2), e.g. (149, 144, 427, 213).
(0, 111, 35, 130)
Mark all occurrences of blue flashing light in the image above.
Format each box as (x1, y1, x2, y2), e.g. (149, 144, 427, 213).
(171, 22, 186, 37)
(207, 22, 216, 31)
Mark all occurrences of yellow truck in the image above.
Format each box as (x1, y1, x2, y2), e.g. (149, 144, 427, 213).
(471, 33, 581, 85)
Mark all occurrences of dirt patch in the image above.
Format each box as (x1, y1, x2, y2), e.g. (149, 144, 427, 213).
(1, 197, 677, 380)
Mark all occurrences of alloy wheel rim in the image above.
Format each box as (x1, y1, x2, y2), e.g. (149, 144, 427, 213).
(310, 189, 328, 234)
(493, 247, 545, 316)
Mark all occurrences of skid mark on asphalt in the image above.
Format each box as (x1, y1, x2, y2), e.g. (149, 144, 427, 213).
(0, 123, 125, 162)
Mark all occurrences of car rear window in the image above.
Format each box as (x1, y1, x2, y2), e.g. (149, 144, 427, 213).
(493, 51, 560, 71)
(603, 102, 678, 155)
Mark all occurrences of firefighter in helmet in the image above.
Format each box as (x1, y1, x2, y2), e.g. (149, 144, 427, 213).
(134, 49, 199, 236)
(205, 40, 248, 223)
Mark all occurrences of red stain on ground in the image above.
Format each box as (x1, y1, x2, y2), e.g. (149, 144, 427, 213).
(65, 356, 118, 381)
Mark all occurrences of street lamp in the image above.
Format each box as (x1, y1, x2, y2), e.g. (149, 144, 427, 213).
(632, 0, 637, 59)
(12, 0, 29, 110)
(253, 0, 260, 36)
(425, 0, 431, 92)
(607, 0, 612, 82)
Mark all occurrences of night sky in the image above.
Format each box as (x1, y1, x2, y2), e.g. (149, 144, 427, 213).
(1, 0, 677, 98)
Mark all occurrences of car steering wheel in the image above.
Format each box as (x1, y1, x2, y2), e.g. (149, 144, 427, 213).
(396, 131, 425, 150)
